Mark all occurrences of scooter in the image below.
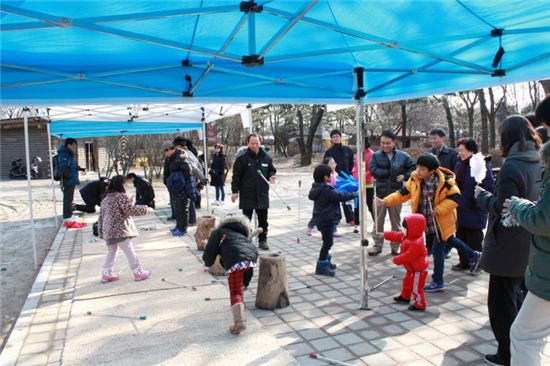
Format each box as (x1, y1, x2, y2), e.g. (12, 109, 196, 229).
(9, 156, 42, 179)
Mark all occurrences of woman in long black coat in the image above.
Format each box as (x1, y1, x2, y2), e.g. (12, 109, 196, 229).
(210, 144, 228, 205)
(474, 115, 543, 366)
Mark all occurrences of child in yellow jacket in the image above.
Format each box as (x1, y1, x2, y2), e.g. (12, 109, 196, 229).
(377, 153, 482, 293)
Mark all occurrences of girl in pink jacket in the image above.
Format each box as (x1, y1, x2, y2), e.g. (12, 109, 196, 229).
(351, 138, 375, 233)
(98, 175, 153, 283)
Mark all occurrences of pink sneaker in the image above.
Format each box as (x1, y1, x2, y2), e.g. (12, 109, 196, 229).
(101, 272, 119, 283)
(306, 227, 313, 236)
(333, 231, 342, 238)
(134, 268, 151, 281)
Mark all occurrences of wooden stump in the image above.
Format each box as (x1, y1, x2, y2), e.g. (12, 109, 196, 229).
(195, 215, 216, 251)
(255, 253, 289, 310)
(208, 255, 225, 276)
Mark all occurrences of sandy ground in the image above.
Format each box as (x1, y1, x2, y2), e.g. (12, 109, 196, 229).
(0, 173, 108, 351)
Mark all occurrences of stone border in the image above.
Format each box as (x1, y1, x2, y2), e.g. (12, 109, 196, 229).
(0, 225, 66, 366)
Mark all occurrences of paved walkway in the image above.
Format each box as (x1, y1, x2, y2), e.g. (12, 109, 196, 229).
(3, 168, 550, 365)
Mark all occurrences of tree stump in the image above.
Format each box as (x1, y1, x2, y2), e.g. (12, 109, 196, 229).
(255, 253, 289, 310)
(195, 215, 216, 251)
(208, 255, 225, 276)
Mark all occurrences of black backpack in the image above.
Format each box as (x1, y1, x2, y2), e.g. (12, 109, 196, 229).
(52, 154, 62, 181)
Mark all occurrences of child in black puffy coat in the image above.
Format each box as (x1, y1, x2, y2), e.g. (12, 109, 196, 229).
(203, 216, 262, 335)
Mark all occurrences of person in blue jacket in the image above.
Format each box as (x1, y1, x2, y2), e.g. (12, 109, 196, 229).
(57, 138, 85, 222)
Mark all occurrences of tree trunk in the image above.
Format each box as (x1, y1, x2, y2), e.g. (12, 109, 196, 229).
(194, 215, 216, 251)
(255, 253, 289, 310)
(541, 79, 550, 94)
(400, 101, 408, 148)
(296, 110, 307, 165)
(467, 109, 475, 138)
(442, 97, 456, 147)
(478, 89, 490, 154)
(488, 88, 496, 148)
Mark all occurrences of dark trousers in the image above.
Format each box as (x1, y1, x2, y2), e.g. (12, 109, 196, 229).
(342, 202, 354, 223)
(175, 197, 189, 231)
(243, 209, 268, 241)
(189, 200, 196, 225)
(488, 275, 525, 365)
(354, 187, 375, 225)
(215, 186, 225, 201)
(318, 225, 335, 260)
(136, 198, 155, 209)
(456, 227, 483, 266)
(74, 195, 96, 213)
(62, 185, 75, 219)
(168, 189, 176, 219)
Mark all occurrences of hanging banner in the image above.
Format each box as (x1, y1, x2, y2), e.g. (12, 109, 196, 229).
(240, 111, 251, 129)
(207, 122, 217, 143)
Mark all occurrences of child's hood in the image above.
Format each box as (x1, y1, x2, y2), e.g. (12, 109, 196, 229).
(308, 182, 330, 200)
(404, 213, 426, 239)
(216, 215, 253, 237)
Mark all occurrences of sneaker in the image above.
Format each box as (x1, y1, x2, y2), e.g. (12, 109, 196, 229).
(101, 272, 119, 283)
(353, 226, 359, 233)
(469, 251, 482, 274)
(445, 252, 452, 259)
(259, 240, 269, 250)
(424, 282, 446, 292)
(483, 354, 506, 366)
(393, 295, 410, 304)
(169, 227, 177, 232)
(368, 246, 382, 256)
(220, 201, 225, 206)
(306, 227, 313, 236)
(134, 268, 151, 281)
(451, 263, 469, 271)
(347, 220, 355, 226)
(212, 200, 220, 206)
(172, 229, 188, 237)
(333, 231, 342, 238)
(408, 305, 425, 312)
(315, 260, 335, 277)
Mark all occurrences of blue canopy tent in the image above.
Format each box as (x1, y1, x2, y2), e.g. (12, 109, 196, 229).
(49, 121, 204, 138)
(2, 0, 550, 311)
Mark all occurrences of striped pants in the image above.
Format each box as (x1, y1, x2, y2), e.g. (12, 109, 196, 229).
(401, 271, 428, 310)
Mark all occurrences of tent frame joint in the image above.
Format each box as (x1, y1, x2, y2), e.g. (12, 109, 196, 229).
(491, 69, 506, 77)
(241, 54, 264, 66)
(240, 1, 263, 13)
(490, 28, 504, 37)
(181, 59, 192, 67)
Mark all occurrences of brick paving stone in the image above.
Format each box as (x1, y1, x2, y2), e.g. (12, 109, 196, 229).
(333, 332, 363, 346)
(310, 336, 340, 351)
(280, 312, 305, 323)
(471, 342, 497, 356)
(321, 348, 355, 363)
(348, 342, 378, 357)
(386, 348, 423, 363)
(384, 311, 412, 323)
(370, 337, 403, 351)
(25, 331, 51, 344)
(409, 342, 444, 358)
(359, 329, 383, 340)
(19, 341, 51, 355)
(286, 342, 315, 357)
(16, 353, 50, 366)
(288, 319, 317, 331)
(392, 333, 424, 346)
(381, 323, 405, 335)
(360, 352, 397, 366)
(298, 328, 327, 341)
(452, 349, 482, 363)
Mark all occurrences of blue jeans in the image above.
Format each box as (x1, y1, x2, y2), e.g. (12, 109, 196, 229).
(215, 185, 225, 201)
(429, 234, 477, 285)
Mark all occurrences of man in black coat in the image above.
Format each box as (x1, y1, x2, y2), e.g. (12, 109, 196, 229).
(429, 128, 458, 172)
(163, 140, 193, 235)
(74, 177, 109, 213)
(323, 129, 355, 224)
(369, 130, 416, 256)
(231, 133, 277, 250)
(127, 173, 155, 208)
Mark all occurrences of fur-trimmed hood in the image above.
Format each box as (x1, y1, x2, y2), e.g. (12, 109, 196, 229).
(216, 215, 254, 238)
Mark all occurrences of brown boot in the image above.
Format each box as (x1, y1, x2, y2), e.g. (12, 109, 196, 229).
(229, 303, 247, 335)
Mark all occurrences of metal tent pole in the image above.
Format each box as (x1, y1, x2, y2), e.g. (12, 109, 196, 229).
(354, 67, 369, 310)
(23, 109, 38, 270)
(46, 122, 59, 227)
(202, 122, 210, 212)
(247, 104, 257, 235)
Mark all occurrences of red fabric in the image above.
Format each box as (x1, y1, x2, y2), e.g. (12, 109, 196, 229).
(386, 214, 429, 272)
(228, 269, 245, 305)
(64, 221, 87, 229)
(352, 148, 374, 185)
(401, 271, 428, 310)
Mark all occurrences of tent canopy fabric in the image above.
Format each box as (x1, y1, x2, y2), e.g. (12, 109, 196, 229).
(2, 1, 550, 106)
(45, 103, 257, 138)
(49, 120, 204, 138)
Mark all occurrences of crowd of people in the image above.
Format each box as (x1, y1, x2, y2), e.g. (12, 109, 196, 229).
(54, 94, 550, 364)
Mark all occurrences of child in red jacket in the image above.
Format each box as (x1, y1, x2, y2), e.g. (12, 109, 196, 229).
(384, 213, 430, 311)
